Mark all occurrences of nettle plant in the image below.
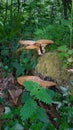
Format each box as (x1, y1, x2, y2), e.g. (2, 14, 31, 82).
(1, 81, 55, 130)
(1, 81, 73, 129)
(21, 81, 73, 129)
(20, 81, 55, 129)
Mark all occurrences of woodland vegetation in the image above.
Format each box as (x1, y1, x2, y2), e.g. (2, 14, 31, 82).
(0, 0, 73, 130)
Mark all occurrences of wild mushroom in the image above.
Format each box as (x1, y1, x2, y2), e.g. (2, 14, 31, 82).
(18, 39, 54, 55)
(25, 45, 43, 55)
(19, 40, 35, 45)
(17, 76, 56, 88)
(35, 39, 54, 47)
(17, 40, 36, 54)
(35, 39, 54, 54)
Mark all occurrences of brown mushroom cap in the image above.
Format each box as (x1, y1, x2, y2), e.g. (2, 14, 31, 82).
(35, 39, 54, 47)
(17, 76, 56, 88)
(19, 40, 35, 45)
(19, 39, 54, 46)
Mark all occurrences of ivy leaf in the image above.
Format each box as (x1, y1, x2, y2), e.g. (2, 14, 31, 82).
(20, 99, 37, 121)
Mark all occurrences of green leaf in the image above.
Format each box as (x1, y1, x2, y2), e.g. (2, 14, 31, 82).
(20, 99, 37, 121)
(1, 49, 9, 56)
(12, 62, 24, 76)
(59, 116, 69, 130)
(21, 91, 31, 104)
(24, 81, 53, 104)
(36, 107, 49, 123)
(58, 45, 67, 51)
(68, 50, 73, 55)
(48, 124, 55, 130)
(0, 97, 4, 104)
(61, 19, 70, 27)
(35, 88, 52, 104)
(24, 81, 39, 91)
(1, 112, 13, 120)
(30, 122, 43, 130)
(47, 89, 55, 98)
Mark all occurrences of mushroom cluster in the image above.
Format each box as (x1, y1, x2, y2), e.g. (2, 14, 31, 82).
(17, 39, 56, 88)
(19, 39, 54, 55)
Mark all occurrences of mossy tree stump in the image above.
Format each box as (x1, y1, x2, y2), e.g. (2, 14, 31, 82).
(35, 52, 72, 86)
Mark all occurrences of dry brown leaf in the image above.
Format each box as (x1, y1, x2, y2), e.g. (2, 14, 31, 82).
(8, 89, 22, 105)
(0, 73, 15, 91)
(17, 76, 56, 88)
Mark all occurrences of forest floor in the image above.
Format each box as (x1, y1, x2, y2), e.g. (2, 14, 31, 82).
(0, 65, 73, 129)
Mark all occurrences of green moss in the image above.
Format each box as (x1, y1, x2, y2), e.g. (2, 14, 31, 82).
(36, 52, 67, 84)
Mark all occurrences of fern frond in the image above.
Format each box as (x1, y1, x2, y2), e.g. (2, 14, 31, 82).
(20, 98, 37, 121)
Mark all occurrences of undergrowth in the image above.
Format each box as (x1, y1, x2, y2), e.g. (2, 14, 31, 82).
(1, 81, 73, 130)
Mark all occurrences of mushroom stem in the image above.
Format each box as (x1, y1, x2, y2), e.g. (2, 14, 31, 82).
(37, 45, 45, 55)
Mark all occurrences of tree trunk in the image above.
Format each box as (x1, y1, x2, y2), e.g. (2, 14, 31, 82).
(62, 0, 68, 19)
(62, 0, 71, 19)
